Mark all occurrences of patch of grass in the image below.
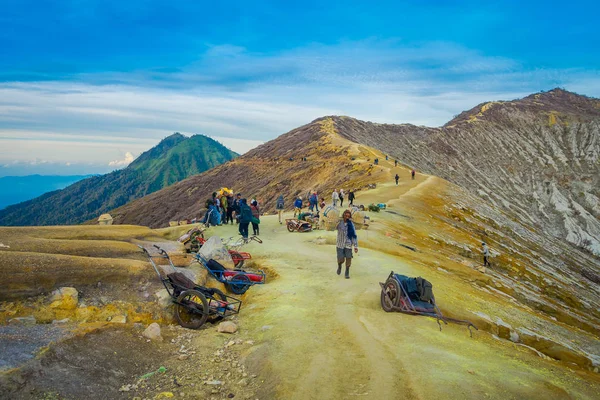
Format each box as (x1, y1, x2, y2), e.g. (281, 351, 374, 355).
(319, 118, 337, 135)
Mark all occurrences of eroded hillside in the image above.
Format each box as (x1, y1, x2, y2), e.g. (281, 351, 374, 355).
(332, 89, 600, 256)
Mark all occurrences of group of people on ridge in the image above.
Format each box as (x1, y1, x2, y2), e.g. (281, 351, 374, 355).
(292, 189, 357, 218)
(202, 191, 261, 239)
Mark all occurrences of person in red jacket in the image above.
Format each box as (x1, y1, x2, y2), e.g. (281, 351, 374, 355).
(250, 199, 260, 236)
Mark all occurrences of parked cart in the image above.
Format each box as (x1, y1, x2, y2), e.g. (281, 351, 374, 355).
(285, 218, 313, 232)
(380, 271, 477, 336)
(223, 235, 263, 268)
(139, 244, 241, 329)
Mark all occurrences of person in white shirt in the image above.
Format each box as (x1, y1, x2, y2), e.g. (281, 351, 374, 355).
(336, 210, 358, 278)
(332, 189, 339, 207)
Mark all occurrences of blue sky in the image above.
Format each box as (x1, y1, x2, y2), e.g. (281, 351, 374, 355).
(1, 0, 598, 175)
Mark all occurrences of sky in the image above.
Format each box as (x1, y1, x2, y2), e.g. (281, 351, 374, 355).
(1, 0, 598, 176)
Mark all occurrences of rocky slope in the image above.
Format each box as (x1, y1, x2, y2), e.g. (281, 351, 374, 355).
(331, 89, 600, 256)
(0, 133, 238, 226)
(108, 90, 600, 258)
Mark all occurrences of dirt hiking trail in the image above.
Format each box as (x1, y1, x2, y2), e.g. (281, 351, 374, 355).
(215, 171, 600, 399)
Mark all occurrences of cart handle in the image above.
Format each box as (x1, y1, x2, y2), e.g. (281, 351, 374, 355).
(249, 235, 263, 244)
(153, 244, 168, 256)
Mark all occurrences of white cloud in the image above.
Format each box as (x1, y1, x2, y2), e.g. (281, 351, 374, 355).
(0, 39, 598, 174)
(108, 151, 135, 167)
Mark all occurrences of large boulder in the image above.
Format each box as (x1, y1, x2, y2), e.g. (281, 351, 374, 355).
(143, 322, 162, 340)
(49, 287, 79, 310)
(217, 321, 238, 334)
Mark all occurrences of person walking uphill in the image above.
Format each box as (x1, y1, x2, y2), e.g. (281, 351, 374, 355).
(238, 199, 253, 239)
(395, 174, 399, 186)
(339, 189, 345, 207)
(348, 190, 355, 206)
(332, 189, 339, 207)
(276, 195, 285, 224)
(411, 169, 416, 180)
(482, 242, 491, 267)
(336, 210, 358, 279)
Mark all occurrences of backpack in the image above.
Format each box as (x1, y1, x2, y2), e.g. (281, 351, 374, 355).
(277, 198, 284, 209)
(416, 277, 435, 304)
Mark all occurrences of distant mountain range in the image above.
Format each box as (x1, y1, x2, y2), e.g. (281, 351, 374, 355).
(0, 133, 238, 226)
(0, 175, 93, 210)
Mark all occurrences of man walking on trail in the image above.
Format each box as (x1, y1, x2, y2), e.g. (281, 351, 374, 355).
(332, 189, 339, 207)
(411, 169, 416, 180)
(482, 242, 491, 267)
(336, 209, 358, 279)
(276, 195, 285, 224)
(238, 199, 253, 240)
(394, 160, 398, 167)
(394, 174, 399, 186)
(348, 190, 355, 206)
(339, 189, 345, 207)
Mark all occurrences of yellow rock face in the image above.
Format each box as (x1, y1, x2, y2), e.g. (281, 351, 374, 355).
(49, 287, 79, 310)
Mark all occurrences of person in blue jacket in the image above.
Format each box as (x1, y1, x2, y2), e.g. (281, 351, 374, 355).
(238, 198, 253, 239)
(202, 200, 220, 226)
(294, 196, 303, 218)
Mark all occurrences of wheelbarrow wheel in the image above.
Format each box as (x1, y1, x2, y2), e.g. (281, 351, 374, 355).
(233, 259, 244, 270)
(230, 252, 244, 269)
(286, 222, 295, 232)
(228, 273, 251, 295)
(175, 289, 209, 329)
(381, 278, 401, 312)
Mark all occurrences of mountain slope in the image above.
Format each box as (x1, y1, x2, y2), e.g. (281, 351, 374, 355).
(110, 118, 386, 227)
(110, 89, 600, 258)
(0, 133, 238, 226)
(331, 89, 600, 256)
